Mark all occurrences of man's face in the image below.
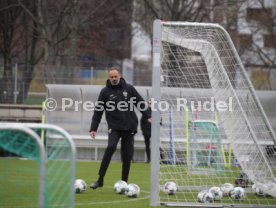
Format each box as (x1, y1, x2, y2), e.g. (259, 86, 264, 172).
(108, 70, 121, 85)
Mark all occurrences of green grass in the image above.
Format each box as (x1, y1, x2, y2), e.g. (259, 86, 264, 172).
(1, 158, 276, 207)
(0, 158, 40, 207)
(74, 161, 154, 208)
(0, 158, 154, 208)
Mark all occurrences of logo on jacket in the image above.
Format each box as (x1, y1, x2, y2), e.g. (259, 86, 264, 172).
(123, 91, 128, 99)
(109, 94, 117, 100)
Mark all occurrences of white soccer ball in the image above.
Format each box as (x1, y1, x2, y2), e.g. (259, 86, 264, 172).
(163, 181, 177, 195)
(74, 179, 87, 193)
(114, 180, 128, 194)
(230, 187, 246, 200)
(252, 183, 266, 196)
(221, 183, 234, 196)
(197, 190, 214, 203)
(209, 186, 223, 201)
(125, 183, 140, 197)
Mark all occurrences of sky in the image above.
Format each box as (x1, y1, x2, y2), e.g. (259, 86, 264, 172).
(131, 22, 151, 60)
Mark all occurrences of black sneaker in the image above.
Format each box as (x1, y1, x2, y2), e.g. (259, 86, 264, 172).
(90, 180, 103, 189)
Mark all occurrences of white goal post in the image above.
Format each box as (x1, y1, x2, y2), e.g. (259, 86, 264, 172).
(151, 19, 276, 207)
(0, 123, 76, 208)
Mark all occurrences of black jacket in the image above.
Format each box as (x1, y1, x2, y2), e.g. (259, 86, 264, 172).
(90, 78, 150, 132)
(140, 108, 151, 136)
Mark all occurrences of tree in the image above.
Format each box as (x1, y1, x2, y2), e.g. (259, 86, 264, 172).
(0, 0, 24, 103)
(134, 0, 209, 37)
(133, 0, 212, 86)
(133, 0, 276, 90)
(237, 0, 276, 90)
(0, 0, 134, 103)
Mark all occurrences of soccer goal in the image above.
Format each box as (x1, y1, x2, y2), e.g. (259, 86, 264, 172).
(0, 123, 76, 208)
(150, 20, 276, 207)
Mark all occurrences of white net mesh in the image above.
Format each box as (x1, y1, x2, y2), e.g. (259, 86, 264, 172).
(153, 21, 276, 206)
(0, 123, 76, 208)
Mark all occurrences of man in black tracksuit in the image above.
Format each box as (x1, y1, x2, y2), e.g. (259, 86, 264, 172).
(140, 102, 152, 163)
(141, 104, 165, 164)
(89, 66, 151, 189)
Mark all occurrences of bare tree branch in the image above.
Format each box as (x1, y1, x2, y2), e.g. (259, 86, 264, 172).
(143, 0, 160, 19)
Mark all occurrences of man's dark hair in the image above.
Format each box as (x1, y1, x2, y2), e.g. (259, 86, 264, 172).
(108, 66, 121, 74)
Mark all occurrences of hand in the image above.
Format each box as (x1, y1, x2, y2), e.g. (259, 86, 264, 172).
(148, 118, 152, 123)
(90, 131, 96, 139)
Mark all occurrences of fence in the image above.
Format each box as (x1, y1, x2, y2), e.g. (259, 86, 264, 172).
(1, 64, 274, 105)
(0, 62, 152, 104)
(0, 64, 107, 104)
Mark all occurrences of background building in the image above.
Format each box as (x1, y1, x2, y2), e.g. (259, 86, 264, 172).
(132, 0, 276, 88)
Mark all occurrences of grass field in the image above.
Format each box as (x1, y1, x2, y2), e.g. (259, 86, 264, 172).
(74, 161, 154, 208)
(1, 158, 276, 207)
(0, 158, 155, 208)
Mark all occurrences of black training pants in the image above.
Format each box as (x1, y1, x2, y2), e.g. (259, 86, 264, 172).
(98, 130, 134, 182)
(143, 134, 151, 161)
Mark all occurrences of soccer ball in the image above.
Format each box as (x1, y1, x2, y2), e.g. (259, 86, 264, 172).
(230, 187, 245, 200)
(235, 171, 249, 188)
(221, 183, 234, 196)
(125, 183, 140, 197)
(209, 186, 223, 201)
(252, 184, 265, 196)
(114, 180, 128, 194)
(163, 181, 177, 195)
(74, 179, 87, 193)
(197, 190, 214, 203)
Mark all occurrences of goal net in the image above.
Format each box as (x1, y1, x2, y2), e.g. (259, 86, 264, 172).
(151, 20, 276, 207)
(0, 123, 76, 208)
